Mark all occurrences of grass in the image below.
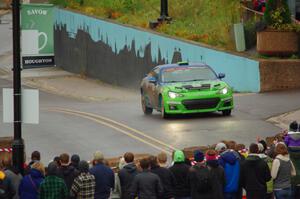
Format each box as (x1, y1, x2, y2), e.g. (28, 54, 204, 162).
(50, 0, 242, 50)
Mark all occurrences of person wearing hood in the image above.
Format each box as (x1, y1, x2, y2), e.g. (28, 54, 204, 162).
(118, 152, 138, 199)
(57, 153, 79, 198)
(240, 143, 271, 199)
(19, 162, 45, 199)
(70, 160, 95, 199)
(216, 142, 240, 199)
(2, 157, 22, 199)
(39, 161, 68, 199)
(0, 162, 16, 199)
(149, 155, 176, 199)
(206, 150, 225, 199)
(271, 142, 296, 199)
(169, 150, 191, 199)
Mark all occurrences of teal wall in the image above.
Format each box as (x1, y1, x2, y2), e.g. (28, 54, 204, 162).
(55, 9, 261, 92)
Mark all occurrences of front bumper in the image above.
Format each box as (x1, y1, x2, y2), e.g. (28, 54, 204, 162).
(164, 95, 234, 114)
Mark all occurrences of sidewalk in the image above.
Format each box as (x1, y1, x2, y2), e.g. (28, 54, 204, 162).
(267, 110, 300, 130)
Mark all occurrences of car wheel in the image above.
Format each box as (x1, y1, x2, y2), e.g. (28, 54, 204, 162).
(141, 94, 153, 115)
(222, 109, 232, 116)
(160, 96, 169, 119)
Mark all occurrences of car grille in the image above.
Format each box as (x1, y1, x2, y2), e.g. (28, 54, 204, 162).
(182, 98, 220, 110)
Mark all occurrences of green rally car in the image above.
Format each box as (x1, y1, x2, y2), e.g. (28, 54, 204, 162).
(140, 62, 234, 118)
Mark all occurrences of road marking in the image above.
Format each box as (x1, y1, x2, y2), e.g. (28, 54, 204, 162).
(48, 107, 178, 155)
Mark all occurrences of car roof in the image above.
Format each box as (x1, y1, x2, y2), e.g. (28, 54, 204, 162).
(154, 62, 209, 71)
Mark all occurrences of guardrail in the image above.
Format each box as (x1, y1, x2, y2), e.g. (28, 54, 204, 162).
(241, 4, 300, 24)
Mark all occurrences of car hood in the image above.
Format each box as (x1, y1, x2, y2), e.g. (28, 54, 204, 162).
(162, 80, 228, 92)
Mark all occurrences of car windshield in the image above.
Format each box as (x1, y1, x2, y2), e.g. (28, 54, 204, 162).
(161, 66, 217, 83)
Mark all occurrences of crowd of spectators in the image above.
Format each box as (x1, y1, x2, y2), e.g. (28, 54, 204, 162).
(0, 121, 300, 199)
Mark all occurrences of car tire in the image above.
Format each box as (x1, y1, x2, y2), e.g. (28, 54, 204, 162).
(160, 96, 169, 119)
(222, 109, 232, 116)
(141, 94, 153, 115)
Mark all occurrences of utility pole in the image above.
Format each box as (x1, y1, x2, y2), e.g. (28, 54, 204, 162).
(12, 0, 24, 174)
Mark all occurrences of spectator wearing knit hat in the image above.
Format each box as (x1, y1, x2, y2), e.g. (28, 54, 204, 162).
(216, 142, 241, 199)
(240, 143, 271, 199)
(206, 150, 225, 199)
(70, 155, 80, 170)
(169, 150, 191, 199)
(70, 160, 95, 199)
(188, 150, 215, 199)
(89, 151, 114, 199)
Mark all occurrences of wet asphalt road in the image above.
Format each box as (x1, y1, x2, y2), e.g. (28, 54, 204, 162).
(1, 76, 300, 163)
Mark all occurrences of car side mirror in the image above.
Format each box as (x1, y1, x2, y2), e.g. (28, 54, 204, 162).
(218, 73, 225, 79)
(148, 77, 157, 84)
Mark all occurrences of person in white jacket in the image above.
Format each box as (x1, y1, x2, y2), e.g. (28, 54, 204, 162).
(271, 142, 296, 199)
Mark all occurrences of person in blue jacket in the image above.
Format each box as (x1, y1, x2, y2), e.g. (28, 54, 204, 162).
(19, 162, 45, 199)
(89, 151, 114, 199)
(215, 142, 241, 199)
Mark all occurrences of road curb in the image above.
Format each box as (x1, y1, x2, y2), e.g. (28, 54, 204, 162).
(267, 110, 300, 130)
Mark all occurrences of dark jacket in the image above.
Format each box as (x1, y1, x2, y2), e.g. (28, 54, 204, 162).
(130, 170, 163, 199)
(289, 148, 300, 185)
(0, 171, 16, 199)
(89, 163, 114, 199)
(57, 165, 79, 192)
(151, 165, 176, 199)
(169, 162, 190, 197)
(207, 160, 225, 199)
(218, 150, 240, 193)
(240, 154, 271, 193)
(19, 169, 44, 199)
(187, 163, 214, 199)
(118, 163, 138, 199)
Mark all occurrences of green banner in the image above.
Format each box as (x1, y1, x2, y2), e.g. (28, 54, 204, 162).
(21, 4, 54, 67)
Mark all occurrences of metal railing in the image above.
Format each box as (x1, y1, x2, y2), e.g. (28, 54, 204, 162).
(241, 4, 300, 24)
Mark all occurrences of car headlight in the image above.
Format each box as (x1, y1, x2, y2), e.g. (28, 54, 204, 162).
(219, 87, 228, 95)
(168, 91, 183, 99)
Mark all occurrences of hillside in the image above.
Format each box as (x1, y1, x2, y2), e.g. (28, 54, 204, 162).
(51, 0, 241, 50)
